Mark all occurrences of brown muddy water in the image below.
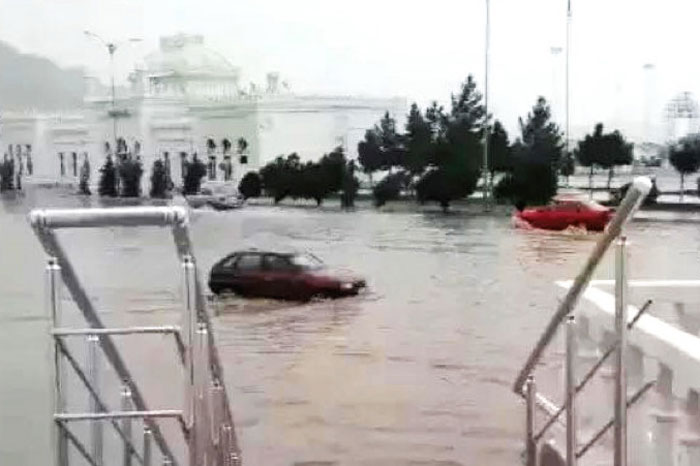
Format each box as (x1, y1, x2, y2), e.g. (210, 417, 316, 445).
(1, 187, 698, 465)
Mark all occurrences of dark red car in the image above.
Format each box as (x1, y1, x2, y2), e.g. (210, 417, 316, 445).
(208, 250, 366, 300)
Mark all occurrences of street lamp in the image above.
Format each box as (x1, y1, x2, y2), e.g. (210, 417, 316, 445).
(84, 31, 141, 148)
(643, 63, 655, 143)
(550, 46, 563, 126)
(565, 1, 572, 164)
(482, 0, 491, 211)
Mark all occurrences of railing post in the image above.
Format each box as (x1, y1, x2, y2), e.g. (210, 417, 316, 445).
(86, 334, 103, 465)
(121, 386, 133, 466)
(614, 236, 628, 466)
(143, 427, 152, 466)
(182, 255, 197, 466)
(194, 322, 212, 465)
(566, 314, 577, 466)
(221, 424, 231, 466)
(46, 257, 68, 466)
(212, 381, 224, 463)
(525, 375, 537, 466)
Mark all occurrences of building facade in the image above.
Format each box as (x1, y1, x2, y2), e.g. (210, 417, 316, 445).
(0, 33, 406, 189)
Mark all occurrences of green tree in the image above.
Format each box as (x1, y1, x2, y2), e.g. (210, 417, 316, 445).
(318, 145, 346, 192)
(576, 123, 633, 192)
(238, 171, 262, 199)
(414, 75, 485, 211)
(487, 120, 512, 178)
(98, 156, 118, 197)
(404, 103, 431, 177)
(118, 157, 143, 197)
(358, 112, 406, 182)
(182, 154, 207, 195)
(503, 97, 563, 206)
(558, 151, 575, 186)
(260, 153, 302, 203)
(150, 159, 170, 198)
(599, 128, 633, 190)
(575, 124, 603, 194)
(373, 172, 407, 207)
(357, 129, 382, 186)
(669, 134, 700, 201)
(376, 111, 405, 171)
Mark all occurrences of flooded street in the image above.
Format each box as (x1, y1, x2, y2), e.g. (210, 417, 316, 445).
(1, 187, 700, 465)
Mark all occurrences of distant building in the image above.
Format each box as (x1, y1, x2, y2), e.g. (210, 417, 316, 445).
(0, 33, 406, 188)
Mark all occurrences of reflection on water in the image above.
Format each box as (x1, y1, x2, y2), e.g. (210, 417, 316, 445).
(1, 187, 699, 465)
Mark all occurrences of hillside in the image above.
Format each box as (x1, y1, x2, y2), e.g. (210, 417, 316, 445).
(0, 41, 85, 111)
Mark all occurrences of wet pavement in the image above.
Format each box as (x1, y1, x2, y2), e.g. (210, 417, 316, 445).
(1, 186, 699, 465)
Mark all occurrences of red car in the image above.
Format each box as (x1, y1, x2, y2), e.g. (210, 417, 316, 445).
(515, 197, 614, 231)
(208, 250, 366, 300)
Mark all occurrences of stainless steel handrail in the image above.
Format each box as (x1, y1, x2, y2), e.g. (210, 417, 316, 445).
(534, 299, 653, 442)
(54, 337, 146, 465)
(30, 206, 242, 466)
(53, 326, 187, 365)
(29, 206, 187, 230)
(512, 177, 652, 394)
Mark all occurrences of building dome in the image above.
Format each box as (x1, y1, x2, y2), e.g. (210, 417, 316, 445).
(144, 34, 240, 79)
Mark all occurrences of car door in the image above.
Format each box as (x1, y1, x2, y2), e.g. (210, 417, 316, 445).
(231, 253, 264, 296)
(209, 254, 239, 291)
(262, 254, 298, 299)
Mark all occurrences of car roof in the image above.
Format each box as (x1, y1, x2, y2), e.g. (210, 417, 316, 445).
(228, 249, 300, 257)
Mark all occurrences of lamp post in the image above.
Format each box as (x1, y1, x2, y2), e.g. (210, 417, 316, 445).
(84, 31, 141, 149)
(565, 0, 572, 164)
(643, 63, 655, 143)
(550, 47, 563, 119)
(482, 0, 491, 211)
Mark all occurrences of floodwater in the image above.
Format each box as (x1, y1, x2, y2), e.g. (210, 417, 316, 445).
(1, 187, 699, 466)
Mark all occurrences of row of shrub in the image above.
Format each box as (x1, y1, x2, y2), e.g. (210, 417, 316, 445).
(94, 155, 212, 198)
(238, 146, 359, 207)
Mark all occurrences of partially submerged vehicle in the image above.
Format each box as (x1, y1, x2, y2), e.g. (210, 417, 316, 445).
(208, 250, 366, 300)
(186, 181, 243, 210)
(515, 195, 614, 232)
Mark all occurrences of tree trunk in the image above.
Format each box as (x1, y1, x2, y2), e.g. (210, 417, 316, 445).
(607, 167, 614, 191)
(681, 173, 685, 202)
(589, 166, 594, 198)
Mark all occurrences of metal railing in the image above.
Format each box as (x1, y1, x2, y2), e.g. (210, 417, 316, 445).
(512, 177, 653, 466)
(30, 206, 242, 466)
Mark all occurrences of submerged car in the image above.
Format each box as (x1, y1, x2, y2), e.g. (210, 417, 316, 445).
(515, 196, 614, 231)
(186, 181, 243, 210)
(208, 250, 366, 300)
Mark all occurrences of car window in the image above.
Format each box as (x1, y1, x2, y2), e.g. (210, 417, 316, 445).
(234, 254, 261, 272)
(263, 255, 294, 271)
(290, 253, 324, 270)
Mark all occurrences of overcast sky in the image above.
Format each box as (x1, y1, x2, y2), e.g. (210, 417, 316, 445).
(1, 0, 698, 141)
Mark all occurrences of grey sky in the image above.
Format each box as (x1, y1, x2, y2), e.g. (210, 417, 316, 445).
(1, 0, 698, 142)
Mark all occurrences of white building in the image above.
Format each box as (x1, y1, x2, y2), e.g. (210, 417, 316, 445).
(0, 33, 406, 189)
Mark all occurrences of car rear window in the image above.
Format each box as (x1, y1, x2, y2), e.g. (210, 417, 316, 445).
(235, 254, 262, 271)
(219, 255, 238, 268)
